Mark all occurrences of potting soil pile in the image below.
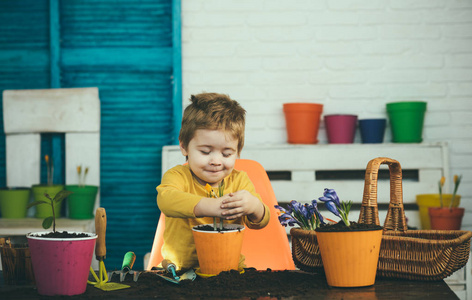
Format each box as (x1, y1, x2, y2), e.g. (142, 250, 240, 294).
(4, 268, 321, 299)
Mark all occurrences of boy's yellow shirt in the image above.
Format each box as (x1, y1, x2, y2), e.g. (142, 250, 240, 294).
(156, 164, 270, 271)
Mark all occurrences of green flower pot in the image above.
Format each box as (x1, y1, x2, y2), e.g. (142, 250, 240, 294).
(386, 101, 427, 143)
(31, 185, 64, 218)
(65, 185, 98, 219)
(0, 187, 31, 218)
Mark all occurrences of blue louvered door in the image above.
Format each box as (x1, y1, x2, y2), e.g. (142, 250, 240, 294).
(0, 0, 180, 269)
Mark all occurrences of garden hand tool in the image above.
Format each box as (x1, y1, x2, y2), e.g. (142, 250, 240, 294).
(88, 207, 130, 291)
(108, 251, 141, 282)
(154, 259, 196, 284)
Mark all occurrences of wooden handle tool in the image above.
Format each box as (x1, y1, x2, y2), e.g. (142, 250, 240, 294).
(95, 207, 107, 260)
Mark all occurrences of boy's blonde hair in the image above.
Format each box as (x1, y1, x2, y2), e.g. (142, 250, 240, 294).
(179, 93, 246, 154)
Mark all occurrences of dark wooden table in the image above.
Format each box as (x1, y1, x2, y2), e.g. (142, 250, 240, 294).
(1, 269, 459, 299)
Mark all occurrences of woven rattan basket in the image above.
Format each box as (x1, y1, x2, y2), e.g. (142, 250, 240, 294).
(291, 157, 472, 280)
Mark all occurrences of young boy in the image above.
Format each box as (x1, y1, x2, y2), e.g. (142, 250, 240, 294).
(156, 92, 270, 271)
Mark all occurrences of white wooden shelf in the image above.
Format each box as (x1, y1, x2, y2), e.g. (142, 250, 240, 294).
(0, 218, 95, 236)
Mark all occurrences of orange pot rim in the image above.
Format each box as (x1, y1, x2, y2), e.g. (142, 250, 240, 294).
(283, 103, 323, 113)
(428, 207, 465, 215)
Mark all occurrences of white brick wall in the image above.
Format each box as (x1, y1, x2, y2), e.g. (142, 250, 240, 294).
(181, 0, 472, 230)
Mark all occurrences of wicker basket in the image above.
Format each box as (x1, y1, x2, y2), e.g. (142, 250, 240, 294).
(291, 157, 472, 280)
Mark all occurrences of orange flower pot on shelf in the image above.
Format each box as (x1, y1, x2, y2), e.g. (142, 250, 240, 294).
(192, 224, 245, 276)
(429, 207, 464, 230)
(283, 103, 323, 144)
(416, 194, 461, 229)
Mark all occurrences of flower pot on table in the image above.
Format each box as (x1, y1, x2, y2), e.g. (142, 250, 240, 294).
(27, 231, 97, 296)
(316, 226, 383, 287)
(192, 224, 245, 276)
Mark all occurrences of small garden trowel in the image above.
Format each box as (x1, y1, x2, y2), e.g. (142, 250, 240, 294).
(108, 251, 141, 282)
(154, 259, 196, 284)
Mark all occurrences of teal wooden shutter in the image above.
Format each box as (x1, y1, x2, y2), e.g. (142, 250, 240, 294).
(0, 0, 180, 269)
(0, 0, 50, 187)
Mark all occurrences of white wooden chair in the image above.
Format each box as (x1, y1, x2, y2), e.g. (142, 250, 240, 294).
(3, 87, 100, 190)
(1, 87, 100, 229)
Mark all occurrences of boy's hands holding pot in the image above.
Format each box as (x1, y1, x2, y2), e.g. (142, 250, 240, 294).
(220, 190, 265, 223)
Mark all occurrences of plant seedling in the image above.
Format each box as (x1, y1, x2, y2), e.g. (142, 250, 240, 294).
(27, 190, 74, 232)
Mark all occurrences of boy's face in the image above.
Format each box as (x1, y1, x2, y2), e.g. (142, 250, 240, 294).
(180, 129, 239, 187)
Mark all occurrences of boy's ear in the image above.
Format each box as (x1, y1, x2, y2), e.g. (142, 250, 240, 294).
(179, 141, 188, 156)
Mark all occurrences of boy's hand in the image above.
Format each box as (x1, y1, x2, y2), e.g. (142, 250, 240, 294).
(220, 190, 265, 223)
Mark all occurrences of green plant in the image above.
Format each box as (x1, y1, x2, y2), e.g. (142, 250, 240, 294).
(77, 165, 89, 187)
(205, 182, 225, 231)
(27, 190, 73, 232)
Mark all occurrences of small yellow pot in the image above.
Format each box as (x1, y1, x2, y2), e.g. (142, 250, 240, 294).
(416, 194, 461, 229)
(317, 229, 383, 287)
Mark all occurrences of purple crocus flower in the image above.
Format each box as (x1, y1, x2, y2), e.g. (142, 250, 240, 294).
(318, 188, 340, 206)
(323, 200, 340, 217)
(311, 199, 325, 224)
(277, 213, 300, 227)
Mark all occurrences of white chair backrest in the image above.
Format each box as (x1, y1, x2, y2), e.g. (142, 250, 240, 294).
(2, 87, 100, 191)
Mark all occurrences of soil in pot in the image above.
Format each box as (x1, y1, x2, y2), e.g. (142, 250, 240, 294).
(316, 221, 383, 232)
(28, 231, 91, 238)
(194, 224, 244, 232)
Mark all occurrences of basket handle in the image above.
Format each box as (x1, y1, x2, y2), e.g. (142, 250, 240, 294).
(358, 157, 408, 233)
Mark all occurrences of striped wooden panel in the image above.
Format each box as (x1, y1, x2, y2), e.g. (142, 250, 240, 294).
(0, 0, 177, 269)
(0, 0, 50, 187)
(59, 0, 174, 269)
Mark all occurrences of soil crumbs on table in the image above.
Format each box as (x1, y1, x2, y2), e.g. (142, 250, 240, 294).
(4, 268, 324, 299)
(98, 268, 321, 299)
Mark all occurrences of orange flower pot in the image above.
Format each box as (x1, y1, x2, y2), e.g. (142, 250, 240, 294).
(192, 224, 245, 275)
(316, 229, 383, 287)
(283, 103, 323, 144)
(416, 194, 461, 229)
(429, 207, 464, 230)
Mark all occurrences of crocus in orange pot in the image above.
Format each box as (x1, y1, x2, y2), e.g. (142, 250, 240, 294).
(428, 175, 464, 230)
(316, 188, 383, 287)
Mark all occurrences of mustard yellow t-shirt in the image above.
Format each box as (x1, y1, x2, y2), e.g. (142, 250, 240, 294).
(156, 164, 270, 271)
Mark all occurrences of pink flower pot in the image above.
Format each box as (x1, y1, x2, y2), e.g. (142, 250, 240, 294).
(27, 232, 97, 296)
(324, 114, 358, 144)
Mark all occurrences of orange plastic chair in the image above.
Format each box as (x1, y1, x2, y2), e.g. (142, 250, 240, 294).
(146, 159, 295, 270)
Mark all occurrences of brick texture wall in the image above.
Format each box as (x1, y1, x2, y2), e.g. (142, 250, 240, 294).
(181, 0, 472, 230)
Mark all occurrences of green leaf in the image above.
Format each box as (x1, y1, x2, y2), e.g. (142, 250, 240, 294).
(42, 217, 53, 229)
(53, 190, 74, 204)
(26, 200, 50, 209)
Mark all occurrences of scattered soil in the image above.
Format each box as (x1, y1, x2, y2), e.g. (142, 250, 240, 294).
(3, 268, 325, 300)
(316, 221, 383, 232)
(1, 267, 458, 300)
